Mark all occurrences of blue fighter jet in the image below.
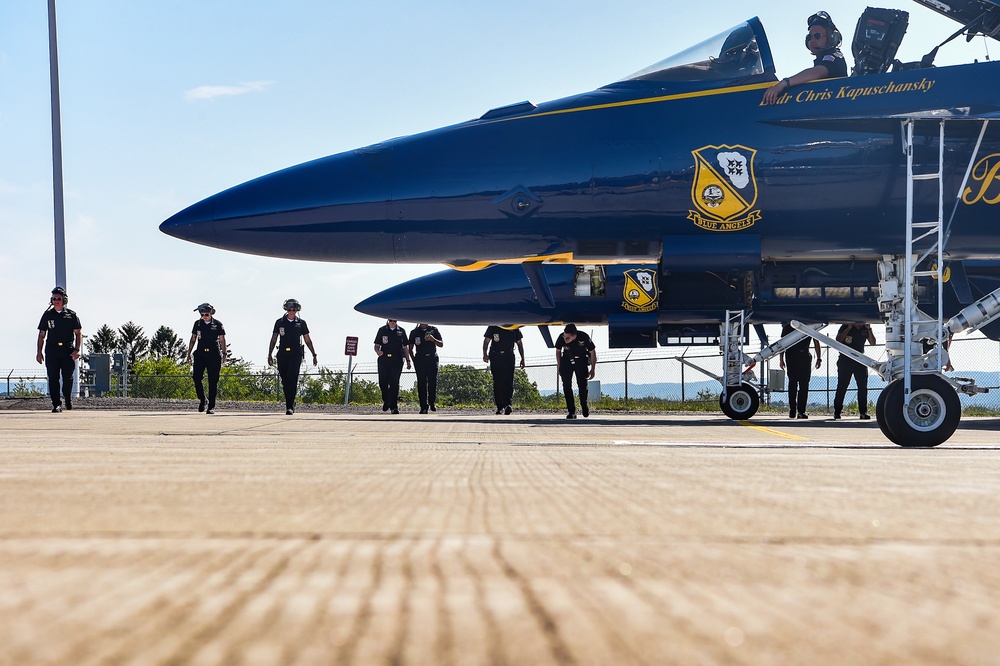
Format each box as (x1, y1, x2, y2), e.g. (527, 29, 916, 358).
(162, 0, 1000, 447)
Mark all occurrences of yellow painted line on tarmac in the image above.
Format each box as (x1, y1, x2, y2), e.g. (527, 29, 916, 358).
(737, 421, 810, 441)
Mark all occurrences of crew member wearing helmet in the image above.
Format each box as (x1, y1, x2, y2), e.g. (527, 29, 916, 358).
(186, 303, 227, 413)
(408, 323, 443, 414)
(36, 287, 82, 413)
(267, 298, 317, 415)
(554, 324, 597, 419)
(482, 325, 525, 415)
(373, 318, 411, 414)
(762, 11, 848, 105)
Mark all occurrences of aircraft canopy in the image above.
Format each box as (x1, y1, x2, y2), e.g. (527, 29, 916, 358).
(619, 18, 774, 84)
(912, 0, 1000, 41)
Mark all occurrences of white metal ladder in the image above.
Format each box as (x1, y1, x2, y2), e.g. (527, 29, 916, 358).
(902, 118, 946, 405)
(721, 309, 746, 392)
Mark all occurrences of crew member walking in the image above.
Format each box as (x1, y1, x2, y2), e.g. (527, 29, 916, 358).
(779, 322, 821, 419)
(187, 303, 227, 414)
(374, 318, 411, 414)
(36, 287, 82, 413)
(554, 324, 597, 419)
(267, 298, 317, 415)
(483, 325, 525, 415)
(409, 323, 443, 414)
(833, 322, 876, 420)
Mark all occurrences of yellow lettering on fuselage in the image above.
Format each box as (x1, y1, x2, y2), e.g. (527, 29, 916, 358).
(962, 154, 1000, 206)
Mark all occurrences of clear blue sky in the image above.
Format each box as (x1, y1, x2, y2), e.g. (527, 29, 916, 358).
(1, 1, 991, 371)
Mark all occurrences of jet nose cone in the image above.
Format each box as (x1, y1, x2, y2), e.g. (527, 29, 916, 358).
(356, 265, 570, 325)
(159, 148, 397, 262)
(159, 200, 220, 246)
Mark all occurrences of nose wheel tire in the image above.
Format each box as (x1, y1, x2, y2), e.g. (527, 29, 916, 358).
(876, 375, 960, 447)
(720, 383, 759, 420)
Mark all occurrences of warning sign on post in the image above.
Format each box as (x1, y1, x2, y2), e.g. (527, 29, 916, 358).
(345, 336, 359, 356)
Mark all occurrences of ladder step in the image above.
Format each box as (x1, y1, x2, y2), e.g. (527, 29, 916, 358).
(912, 173, 940, 181)
(911, 222, 940, 228)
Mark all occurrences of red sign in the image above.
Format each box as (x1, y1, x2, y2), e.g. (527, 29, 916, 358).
(345, 336, 359, 356)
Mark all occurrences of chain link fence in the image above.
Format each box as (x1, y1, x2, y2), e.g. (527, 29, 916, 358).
(6, 333, 1000, 413)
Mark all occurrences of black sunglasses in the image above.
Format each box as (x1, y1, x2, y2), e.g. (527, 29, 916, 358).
(809, 31, 825, 41)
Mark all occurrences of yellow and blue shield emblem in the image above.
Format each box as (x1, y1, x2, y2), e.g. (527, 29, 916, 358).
(688, 144, 761, 231)
(622, 268, 658, 313)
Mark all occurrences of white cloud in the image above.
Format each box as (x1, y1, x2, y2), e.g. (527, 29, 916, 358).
(183, 80, 275, 102)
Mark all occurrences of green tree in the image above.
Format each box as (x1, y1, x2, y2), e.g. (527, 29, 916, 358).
(118, 321, 150, 367)
(218, 357, 277, 401)
(347, 376, 381, 405)
(299, 367, 346, 404)
(86, 324, 118, 355)
(150, 325, 187, 362)
(437, 364, 492, 406)
(131, 356, 194, 399)
(512, 368, 543, 407)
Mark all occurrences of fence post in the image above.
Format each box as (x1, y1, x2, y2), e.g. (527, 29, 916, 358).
(825, 345, 831, 413)
(345, 356, 353, 405)
(624, 351, 631, 409)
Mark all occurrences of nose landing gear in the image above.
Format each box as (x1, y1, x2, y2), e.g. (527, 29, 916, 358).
(720, 382, 760, 420)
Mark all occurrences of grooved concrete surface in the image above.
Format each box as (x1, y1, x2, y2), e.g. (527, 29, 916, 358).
(2, 410, 999, 665)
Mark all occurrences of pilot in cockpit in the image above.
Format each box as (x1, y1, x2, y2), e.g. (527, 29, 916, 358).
(762, 11, 848, 105)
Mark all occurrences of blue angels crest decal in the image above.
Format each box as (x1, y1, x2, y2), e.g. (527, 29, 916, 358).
(622, 268, 658, 313)
(689, 144, 761, 232)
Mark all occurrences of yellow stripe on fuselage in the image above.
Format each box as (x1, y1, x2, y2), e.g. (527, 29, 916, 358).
(487, 80, 774, 126)
(444, 254, 658, 271)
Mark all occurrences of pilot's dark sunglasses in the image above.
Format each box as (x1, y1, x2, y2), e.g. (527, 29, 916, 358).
(809, 31, 825, 40)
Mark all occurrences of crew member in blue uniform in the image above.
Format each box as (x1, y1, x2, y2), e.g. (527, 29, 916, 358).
(762, 11, 848, 105)
(483, 325, 525, 415)
(779, 322, 822, 419)
(554, 324, 597, 419)
(408, 323, 443, 414)
(267, 298, 318, 415)
(374, 318, 411, 414)
(36, 287, 82, 413)
(833, 322, 876, 420)
(186, 303, 227, 414)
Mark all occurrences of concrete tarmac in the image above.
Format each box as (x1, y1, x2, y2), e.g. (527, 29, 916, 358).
(2, 408, 999, 665)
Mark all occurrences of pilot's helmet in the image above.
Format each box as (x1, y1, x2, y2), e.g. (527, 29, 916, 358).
(195, 302, 216, 315)
(50, 286, 68, 306)
(283, 298, 302, 312)
(806, 10, 842, 49)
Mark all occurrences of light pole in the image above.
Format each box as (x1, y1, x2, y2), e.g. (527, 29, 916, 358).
(48, 0, 67, 289)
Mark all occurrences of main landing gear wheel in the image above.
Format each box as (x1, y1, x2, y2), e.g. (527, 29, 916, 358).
(875, 386, 903, 446)
(720, 383, 759, 420)
(876, 375, 960, 448)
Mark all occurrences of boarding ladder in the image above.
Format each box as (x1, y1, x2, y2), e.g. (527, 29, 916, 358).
(900, 118, 946, 405)
(721, 309, 748, 392)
